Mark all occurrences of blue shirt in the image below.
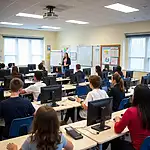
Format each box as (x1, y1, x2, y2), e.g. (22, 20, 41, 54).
(0, 97, 35, 137)
(22, 134, 67, 150)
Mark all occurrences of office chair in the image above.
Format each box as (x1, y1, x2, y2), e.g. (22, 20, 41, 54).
(140, 136, 150, 150)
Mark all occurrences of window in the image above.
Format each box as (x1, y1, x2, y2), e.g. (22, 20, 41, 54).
(128, 37, 150, 71)
(4, 37, 44, 66)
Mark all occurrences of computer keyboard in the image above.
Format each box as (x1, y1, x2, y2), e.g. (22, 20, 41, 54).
(68, 97, 76, 101)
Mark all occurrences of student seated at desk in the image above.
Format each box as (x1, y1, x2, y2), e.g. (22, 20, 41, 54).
(111, 85, 150, 150)
(74, 64, 85, 83)
(115, 65, 124, 78)
(0, 78, 35, 139)
(12, 66, 24, 82)
(77, 75, 108, 119)
(108, 73, 125, 111)
(7, 106, 73, 150)
(21, 71, 46, 101)
(95, 65, 102, 78)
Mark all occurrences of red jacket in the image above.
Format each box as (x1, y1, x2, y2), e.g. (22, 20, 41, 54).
(114, 107, 150, 150)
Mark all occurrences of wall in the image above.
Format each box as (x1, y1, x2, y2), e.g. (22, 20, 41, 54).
(0, 27, 57, 69)
(56, 21, 150, 79)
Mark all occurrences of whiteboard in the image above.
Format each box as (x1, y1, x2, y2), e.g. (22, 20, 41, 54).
(77, 46, 93, 67)
(50, 50, 62, 66)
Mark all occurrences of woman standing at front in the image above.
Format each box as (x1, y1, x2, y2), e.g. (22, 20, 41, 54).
(62, 53, 71, 73)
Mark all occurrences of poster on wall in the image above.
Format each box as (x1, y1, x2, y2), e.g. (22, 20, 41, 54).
(102, 47, 111, 64)
(101, 45, 120, 66)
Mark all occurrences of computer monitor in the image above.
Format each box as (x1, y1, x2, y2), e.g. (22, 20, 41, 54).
(0, 70, 11, 81)
(102, 71, 108, 80)
(126, 71, 133, 78)
(19, 67, 29, 75)
(40, 85, 62, 106)
(4, 76, 12, 89)
(65, 69, 74, 78)
(87, 97, 113, 132)
(70, 74, 76, 84)
(83, 68, 91, 77)
(28, 64, 36, 71)
(124, 78, 131, 93)
(43, 76, 57, 86)
(104, 65, 109, 71)
(141, 76, 149, 85)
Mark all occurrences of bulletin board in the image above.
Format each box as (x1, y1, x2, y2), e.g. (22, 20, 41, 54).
(101, 45, 120, 66)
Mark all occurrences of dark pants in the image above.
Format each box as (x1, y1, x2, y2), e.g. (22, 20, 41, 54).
(64, 107, 83, 123)
(103, 138, 135, 150)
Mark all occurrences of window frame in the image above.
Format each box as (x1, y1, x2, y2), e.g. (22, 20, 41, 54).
(4, 36, 44, 66)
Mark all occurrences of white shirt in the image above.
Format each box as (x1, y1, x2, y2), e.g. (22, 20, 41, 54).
(79, 89, 109, 119)
(25, 81, 46, 101)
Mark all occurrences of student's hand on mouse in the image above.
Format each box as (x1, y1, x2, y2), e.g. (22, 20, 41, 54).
(76, 98, 81, 103)
(114, 116, 121, 122)
(7, 143, 18, 150)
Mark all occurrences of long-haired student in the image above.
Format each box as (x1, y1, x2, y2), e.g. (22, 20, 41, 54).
(7, 106, 74, 150)
(111, 84, 150, 150)
(108, 72, 125, 111)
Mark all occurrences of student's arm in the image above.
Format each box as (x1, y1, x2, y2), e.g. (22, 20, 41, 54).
(64, 140, 74, 150)
(62, 135, 74, 150)
(21, 85, 34, 94)
(76, 93, 92, 110)
(108, 87, 114, 97)
(114, 108, 132, 133)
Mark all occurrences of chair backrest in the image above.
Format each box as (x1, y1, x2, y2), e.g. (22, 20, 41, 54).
(118, 98, 130, 110)
(76, 85, 89, 97)
(140, 136, 150, 150)
(9, 116, 33, 138)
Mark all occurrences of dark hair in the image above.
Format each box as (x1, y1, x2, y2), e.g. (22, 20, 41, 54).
(76, 64, 81, 70)
(1, 63, 5, 69)
(10, 78, 23, 92)
(113, 73, 124, 92)
(12, 66, 19, 77)
(89, 75, 101, 89)
(95, 66, 102, 78)
(34, 71, 43, 81)
(132, 84, 150, 130)
(31, 106, 61, 150)
(116, 66, 122, 72)
(38, 63, 44, 70)
(64, 53, 69, 59)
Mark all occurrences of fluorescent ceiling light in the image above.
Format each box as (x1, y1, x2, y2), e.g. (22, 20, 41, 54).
(0, 22, 23, 26)
(16, 13, 43, 19)
(66, 20, 89, 24)
(41, 26, 61, 30)
(104, 3, 139, 13)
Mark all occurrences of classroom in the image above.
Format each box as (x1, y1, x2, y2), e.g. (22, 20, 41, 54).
(0, 0, 150, 150)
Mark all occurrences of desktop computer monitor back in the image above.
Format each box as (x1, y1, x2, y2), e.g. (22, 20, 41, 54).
(0, 70, 11, 80)
(87, 97, 113, 126)
(113, 66, 117, 73)
(126, 71, 133, 78)
(28, 64, 36, 70)
(83, 68, 91, 77)
(19, 67, 29, 75)
(43, 76, 57, 86)
(40, 85, 62, 104)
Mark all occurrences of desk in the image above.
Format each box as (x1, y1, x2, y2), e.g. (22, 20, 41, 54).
(69, 109, 128, 150)
(0, 126, 97, 150)
(60, 125, 97, 150)
(125, 87, 134, 97)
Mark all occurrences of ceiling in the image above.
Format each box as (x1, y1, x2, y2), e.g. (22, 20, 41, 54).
(0, 0, 150, 31)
